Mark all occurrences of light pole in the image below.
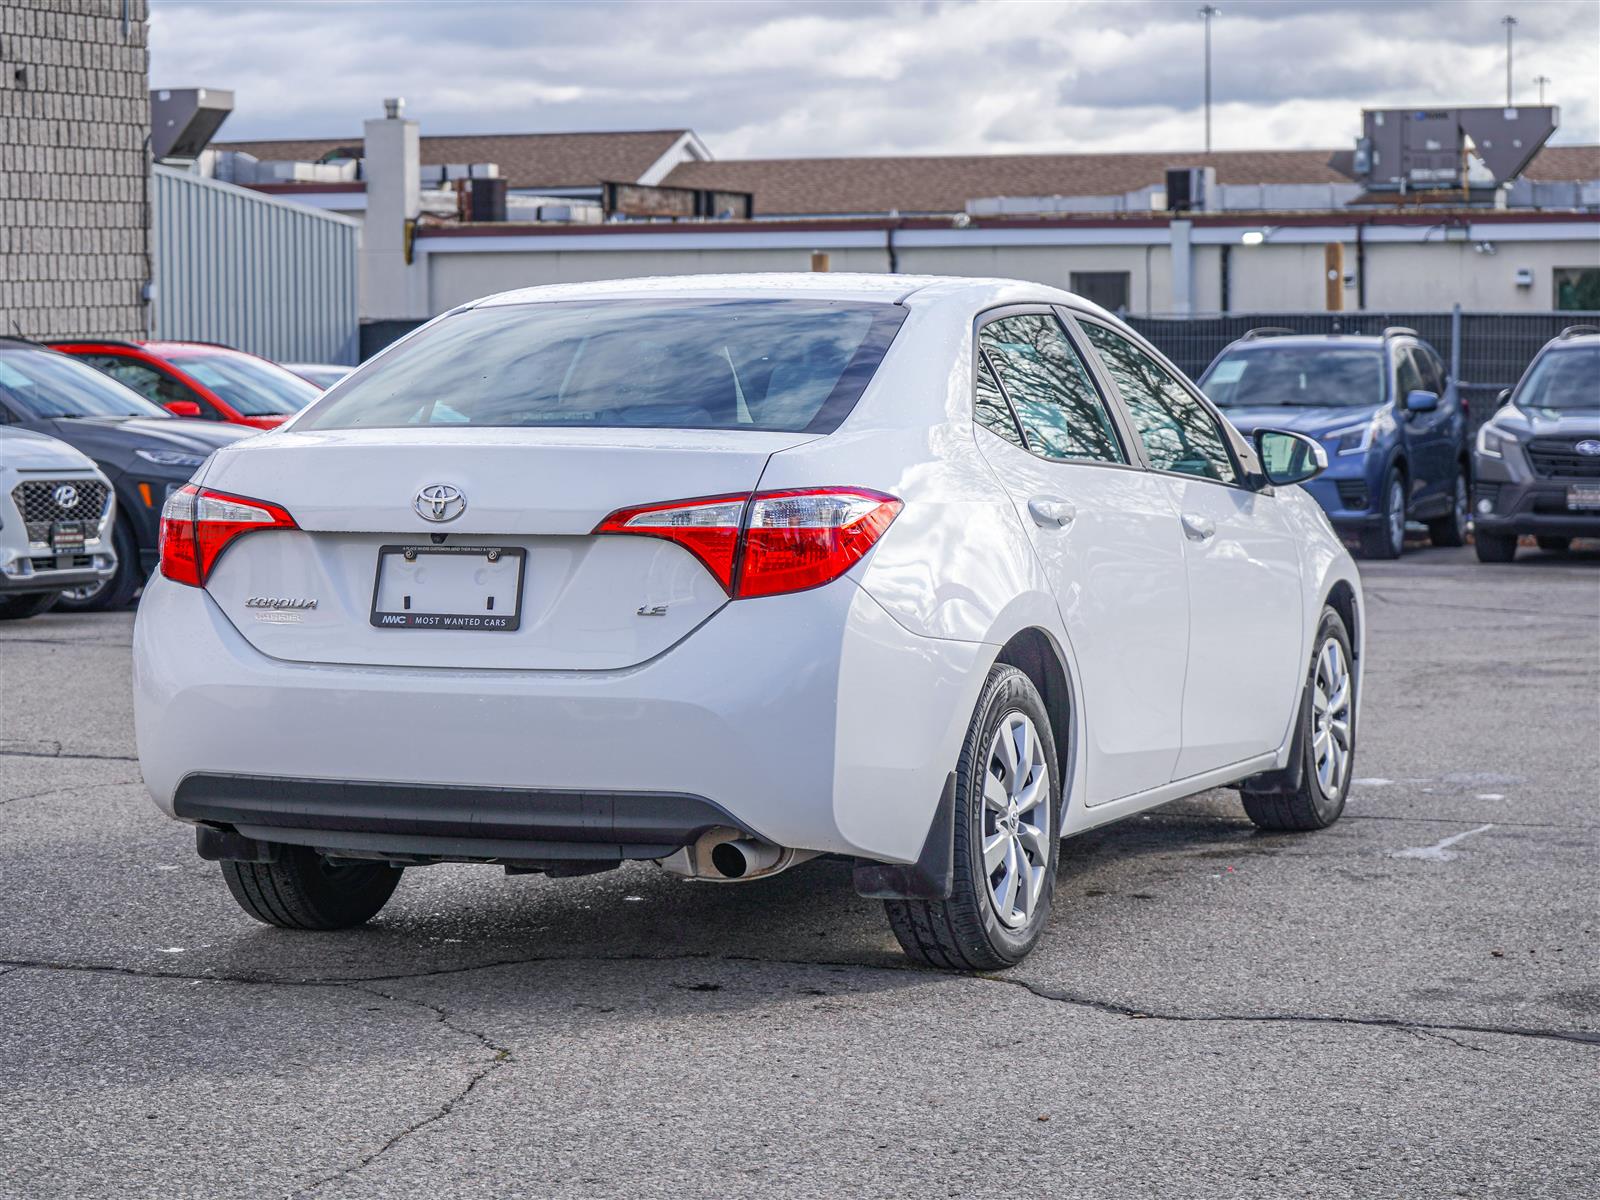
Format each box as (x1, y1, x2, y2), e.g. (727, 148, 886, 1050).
(1534, 74, 1551, 104)
(1199, 5, 1220, 152)
(1501, 15, 1517, 105)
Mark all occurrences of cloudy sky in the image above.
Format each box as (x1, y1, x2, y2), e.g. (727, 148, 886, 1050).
(150, 0, 1599, 157)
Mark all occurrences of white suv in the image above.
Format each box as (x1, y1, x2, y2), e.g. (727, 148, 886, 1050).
(133, 274, 1363, 969)
(1, 428, 117, 619)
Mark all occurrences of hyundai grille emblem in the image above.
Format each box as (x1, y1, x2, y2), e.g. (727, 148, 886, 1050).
(52, 484, 79, 510)
(415, 483, 466, 522)
(1576, 440, 1600, 457)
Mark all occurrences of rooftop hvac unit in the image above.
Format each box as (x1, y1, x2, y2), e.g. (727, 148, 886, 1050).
(1355, 106, 1558, 194)
(468, 177, 508, 223)
(150, 88, 234, 162)
(1165, 167, 1216, 213)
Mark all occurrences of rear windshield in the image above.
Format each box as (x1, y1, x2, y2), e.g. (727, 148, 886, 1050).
(297, 299, 907, 434)
(173, 352, 321, 416)
(1203, 346, 1384, 409)
(1515, 345, 1600, 412)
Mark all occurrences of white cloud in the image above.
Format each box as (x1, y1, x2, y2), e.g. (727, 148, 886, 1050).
(149, 0, 1599, 155)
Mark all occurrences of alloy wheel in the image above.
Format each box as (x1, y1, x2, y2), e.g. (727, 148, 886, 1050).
(1311, 637, 1353, 798)
(981, 711, 1050, 930)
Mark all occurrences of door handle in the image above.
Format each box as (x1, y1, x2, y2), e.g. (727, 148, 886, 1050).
(1180, 512, 1216, 541)
(1028, 497, 1077, 529)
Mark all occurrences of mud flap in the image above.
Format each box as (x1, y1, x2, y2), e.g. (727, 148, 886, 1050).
(851, 773, 955, 900)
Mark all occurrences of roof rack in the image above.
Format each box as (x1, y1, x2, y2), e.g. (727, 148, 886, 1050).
(1240, 327, 1298, 341)
(1558, 325, 1599, 339)
(1381, 326, 1419, 340)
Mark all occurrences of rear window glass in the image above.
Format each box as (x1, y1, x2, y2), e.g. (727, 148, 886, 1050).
(298, 299, 907, 434)
(1203, 346, 1384, 409)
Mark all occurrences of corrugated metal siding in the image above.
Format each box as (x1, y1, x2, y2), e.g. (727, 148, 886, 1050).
(152, 165, 359, 364)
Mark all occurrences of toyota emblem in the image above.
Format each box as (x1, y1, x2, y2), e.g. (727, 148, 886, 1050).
(1576, 440, 1600, 457)
(415, 483, 466, 522)
(52, 484, 79, 510)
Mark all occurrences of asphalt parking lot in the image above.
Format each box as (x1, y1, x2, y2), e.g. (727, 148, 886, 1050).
(1, 545, 1596, 1199)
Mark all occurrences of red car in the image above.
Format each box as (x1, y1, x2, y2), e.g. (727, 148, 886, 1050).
(48, 340, 321, 430)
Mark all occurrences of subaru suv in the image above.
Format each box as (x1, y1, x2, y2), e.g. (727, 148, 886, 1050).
(1201, 329, 1469, 558)
(1472, 327, 1600, 562)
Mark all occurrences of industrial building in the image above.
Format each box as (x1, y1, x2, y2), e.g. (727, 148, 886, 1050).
(210, 103, 1600, 335)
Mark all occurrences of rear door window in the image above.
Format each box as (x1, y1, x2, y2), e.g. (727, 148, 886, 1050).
(979, 314, 1125, 464)
(299, 299, 907, 434)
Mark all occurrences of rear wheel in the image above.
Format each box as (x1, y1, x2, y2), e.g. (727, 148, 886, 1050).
(1536, 536, 1571, 554)
(1474, 531, 1518, 563)
(56, 517, 142, 612)
(1358, 468, 1406, 560)
(221, 845, 403, 930)
(0, 592, 58, 621)
(885, 664, 1058, 971)
(1241, 607, 1353, 832)
(1427, 469, 1469, 547)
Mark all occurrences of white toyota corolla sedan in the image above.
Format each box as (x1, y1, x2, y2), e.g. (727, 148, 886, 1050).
(133, 273, 1362, 969)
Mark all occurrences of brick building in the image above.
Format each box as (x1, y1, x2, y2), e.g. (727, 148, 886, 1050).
(0, 0, 149, 340)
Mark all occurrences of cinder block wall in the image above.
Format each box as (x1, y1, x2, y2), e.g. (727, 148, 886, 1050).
(0, 0, 150, 340)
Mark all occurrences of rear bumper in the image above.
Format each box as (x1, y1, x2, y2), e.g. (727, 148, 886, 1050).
(134, 574, 989, 864)
(175, 773, 755, 863)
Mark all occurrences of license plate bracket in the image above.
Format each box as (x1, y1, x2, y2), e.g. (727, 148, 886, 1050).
(1567, 484, 1600, 512)
(51, 521, 85, 552)
(370, 544, 526, 631)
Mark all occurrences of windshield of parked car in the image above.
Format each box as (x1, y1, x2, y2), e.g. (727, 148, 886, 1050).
(0, 347, 170, 420)
(1203, 346, 1385, 409)
(1514, 345, 1600, 412)
(296, 299, 908, 434)
(170, 351, 321, 416)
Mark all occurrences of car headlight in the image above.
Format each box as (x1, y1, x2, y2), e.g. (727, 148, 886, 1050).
(1476, 423, 1515, 459)
(1326, 420, 1373, 456)
(135, 448, 207, 468)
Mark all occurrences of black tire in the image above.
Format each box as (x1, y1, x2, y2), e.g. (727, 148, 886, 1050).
(1427, 468, 1469, 548)
(1474, 531, 1518, 563)
(221, 845, 403, 930)
(1241, 606, 1354, 832)
(56, 517, 142, 612)
(885, 664, 1059, 971)
(1536, 536, 1571, 555)
(0, 592, 59, 621)
(1358, 467, 1406, 560)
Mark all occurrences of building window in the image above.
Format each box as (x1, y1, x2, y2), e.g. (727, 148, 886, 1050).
(1069, 272, 1132, 314)
(1554, 268, 1600, 311)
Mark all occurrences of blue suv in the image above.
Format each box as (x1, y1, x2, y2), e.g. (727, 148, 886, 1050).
(1199, 328, 1469, 558)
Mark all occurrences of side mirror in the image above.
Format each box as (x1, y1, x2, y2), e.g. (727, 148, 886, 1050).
(1404, 389, 1440, 413)
(1496, 388, 1513, 407)
(1253, 428, 1327, 487)
(164, 400, 203, 418)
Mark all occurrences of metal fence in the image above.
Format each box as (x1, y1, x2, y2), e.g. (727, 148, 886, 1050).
(152, 165, 361, 365)
(1127, 309, 1600, 434)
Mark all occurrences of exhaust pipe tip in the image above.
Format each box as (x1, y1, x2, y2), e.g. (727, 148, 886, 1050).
(708, 838, 781, 880)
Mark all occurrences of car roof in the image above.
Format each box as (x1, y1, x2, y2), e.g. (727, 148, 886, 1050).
(1543, 332, 1599, 349)
(1224, 334, 1390, 349)
(468, 272, 1095, 316)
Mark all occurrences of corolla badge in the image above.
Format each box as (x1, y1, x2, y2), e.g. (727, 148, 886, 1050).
(1576, 440, 1600, 457)
(415, 483, 466, 522)
(52, 484, 79, 509)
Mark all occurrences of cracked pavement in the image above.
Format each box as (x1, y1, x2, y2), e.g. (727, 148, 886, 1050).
(1, 545, 1595, 1198)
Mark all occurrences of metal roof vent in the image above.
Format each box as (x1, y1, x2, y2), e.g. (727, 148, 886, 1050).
(151, 87, 234, 163)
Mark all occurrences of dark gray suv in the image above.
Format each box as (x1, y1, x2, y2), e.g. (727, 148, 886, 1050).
(1472, 328, 1600, 562)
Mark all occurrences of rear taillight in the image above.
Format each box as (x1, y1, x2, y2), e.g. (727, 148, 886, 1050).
(595, 487, 901, 599)
(159, 484, 298, 587)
